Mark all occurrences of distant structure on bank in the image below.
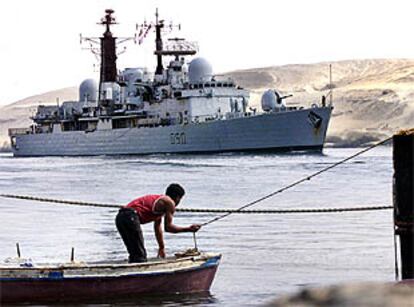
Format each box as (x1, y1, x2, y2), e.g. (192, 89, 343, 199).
(9, 9, 332, 157)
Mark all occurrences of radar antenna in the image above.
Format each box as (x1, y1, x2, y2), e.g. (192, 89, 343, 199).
(136, 8, 195, 76)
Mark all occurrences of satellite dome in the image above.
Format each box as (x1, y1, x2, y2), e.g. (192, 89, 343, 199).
(79, 79, 97, 102)
(188, 57, 213, 83)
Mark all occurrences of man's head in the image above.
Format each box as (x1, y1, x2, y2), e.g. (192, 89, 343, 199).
(165, 183, 185, 205)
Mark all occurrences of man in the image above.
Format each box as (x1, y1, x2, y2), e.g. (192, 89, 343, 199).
(115, 183, 201, 263)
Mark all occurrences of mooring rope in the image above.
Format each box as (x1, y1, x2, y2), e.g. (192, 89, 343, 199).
(201, 135, 393, 226)
(0, 194, 120, 208)
(0, 136, 393, 223)
(0, 195, 392, 214)
(179, 206, 393, 213)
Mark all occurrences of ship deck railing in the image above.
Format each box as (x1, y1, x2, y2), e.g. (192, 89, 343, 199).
(8, 128, 32, 137)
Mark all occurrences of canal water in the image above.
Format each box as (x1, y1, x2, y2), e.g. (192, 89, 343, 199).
(0, 147, 395, 306)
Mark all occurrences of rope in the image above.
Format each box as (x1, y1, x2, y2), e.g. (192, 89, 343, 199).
(193, 232, 198, 250)
(0, 194, 120, 208)
(201, 136, 393, 226)
(0, 135, 394, 225)
(0, 194, 392, 214)
(179, 206, 393, 214)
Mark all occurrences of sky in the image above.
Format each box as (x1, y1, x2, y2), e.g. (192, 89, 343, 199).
(1, 0, 414, 105)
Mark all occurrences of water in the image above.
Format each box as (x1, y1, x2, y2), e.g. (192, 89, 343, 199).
(0, 147, 395, 306)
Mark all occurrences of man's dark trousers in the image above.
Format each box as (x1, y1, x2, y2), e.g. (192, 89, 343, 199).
(115, 207, 147, 263)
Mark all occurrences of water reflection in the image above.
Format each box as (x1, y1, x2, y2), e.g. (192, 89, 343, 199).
(11, 292, 216, 307)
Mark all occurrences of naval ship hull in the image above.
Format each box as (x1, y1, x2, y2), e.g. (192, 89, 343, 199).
(11, 107, 331, 157)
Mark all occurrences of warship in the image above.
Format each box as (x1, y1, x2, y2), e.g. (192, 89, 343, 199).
(9, 9, 332, 157)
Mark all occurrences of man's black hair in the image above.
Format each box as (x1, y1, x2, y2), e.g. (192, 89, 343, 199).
(166, 183, 185, 200)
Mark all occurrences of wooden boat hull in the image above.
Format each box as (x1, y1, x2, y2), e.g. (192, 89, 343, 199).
(0, 253, 221, 303)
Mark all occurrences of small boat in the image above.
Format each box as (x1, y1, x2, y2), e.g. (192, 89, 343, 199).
(0, 251, 221, 304)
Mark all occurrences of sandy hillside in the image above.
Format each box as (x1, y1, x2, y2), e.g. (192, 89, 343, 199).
(0, 87, 77, 150)
(228, 59, 414, 146)
(1, 59, 414, 150)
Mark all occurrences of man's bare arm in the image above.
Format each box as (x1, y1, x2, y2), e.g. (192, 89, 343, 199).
(161, 199, 201, 233)
(154, 219, 165, 258)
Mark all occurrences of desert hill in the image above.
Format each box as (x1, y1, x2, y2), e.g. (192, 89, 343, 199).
(229, 58, 414, 146)
(1, 58, 414, 150)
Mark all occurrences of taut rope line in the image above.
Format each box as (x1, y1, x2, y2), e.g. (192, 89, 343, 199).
(0, 194, 392, 213)
(0, 136, 393, 225)
(201, 135, 393, 226)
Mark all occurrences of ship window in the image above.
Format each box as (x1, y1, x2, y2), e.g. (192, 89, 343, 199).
(79, 121, 88, 131)
(205, 83, 210, 88)
(194, 84, 199, 89)
(217, 83, 222, 87)
(211, 83, 216, 87)
(184, 110, 188, 115)
(113, 119, 127, 129)
(142, 92, 150, 102)
(223, 83, 228, 87)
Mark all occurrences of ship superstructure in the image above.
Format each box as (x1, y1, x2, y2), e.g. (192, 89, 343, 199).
(9, 9, 332, 157)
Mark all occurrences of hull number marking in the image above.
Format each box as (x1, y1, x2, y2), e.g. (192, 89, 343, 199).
(170, 132, 186, 145)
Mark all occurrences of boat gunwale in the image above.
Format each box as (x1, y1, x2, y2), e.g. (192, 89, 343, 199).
(0, 257, 220, 281)
(0, 253, 222, 280)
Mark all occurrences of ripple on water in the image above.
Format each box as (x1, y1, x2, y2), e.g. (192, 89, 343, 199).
(0, 147, 394, 306)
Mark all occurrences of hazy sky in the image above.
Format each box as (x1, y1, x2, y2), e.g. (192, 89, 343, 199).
(1, 0, 414, 105)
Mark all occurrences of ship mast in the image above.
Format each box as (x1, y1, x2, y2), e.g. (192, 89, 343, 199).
(154, 8, 164, 76)
(99, 9, 118, 102)
(137, 9, 191, 80)
(81, 9, 135, 109)
(99, 9, 118, 83)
